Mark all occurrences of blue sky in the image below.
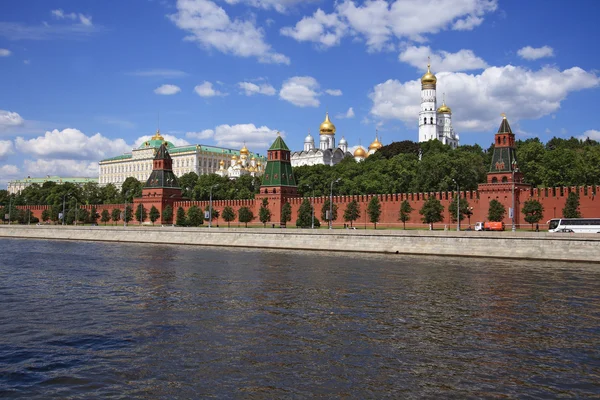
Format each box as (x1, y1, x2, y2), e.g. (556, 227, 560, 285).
(1, 0, 599, 186)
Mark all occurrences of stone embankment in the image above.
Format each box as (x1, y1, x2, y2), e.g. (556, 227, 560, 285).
(1, 225, 599, 263)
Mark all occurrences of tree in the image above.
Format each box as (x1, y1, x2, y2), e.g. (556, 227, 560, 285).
(149, 206, 160, 225)
(90, 206, 99, 225)
(522, 199, 544, 231)
(343, 200, 361, 228)
(78, 208, 90, 224)
(124, 205, 134, 224)
(41, 209, 50, 223)
(488, 199, 506, 222)
(367, 196, 381, 229)
(448, 197, 470, 223)
(176, 206, 186, 226)
(135, 204, 147, 224)
(320, 199, 338, 223)
(562, 191, 582, 218)
(296, 199, 313, 228)
(259, 198, 271, 227)
(121, 177, 143, 202)
(162, 205, 173, 224)
(238, 206, 254, 227)
(281, 202, 292, 227)
(101, 209, 110, 225)
(187, 205, 203, 226)
(204, 205, 220, 224)
(419, 196, 444, 230)
(111, 208, 121, 225)
(399, 200, 413, 229)
(222, 206, 236, 228)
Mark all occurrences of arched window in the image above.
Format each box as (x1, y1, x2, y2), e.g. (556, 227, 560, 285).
(430, 117, 434, 124)
(503, 136, 507, 144)
(502, 176, 508, 183)
(273, 188, 277, 194)
(497, 137, 501, 145)
(492, 177, 498, 183)
(424, 119, 427, 125)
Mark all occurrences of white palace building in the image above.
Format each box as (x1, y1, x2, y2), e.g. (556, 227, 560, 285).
(98, 130, 265, 188)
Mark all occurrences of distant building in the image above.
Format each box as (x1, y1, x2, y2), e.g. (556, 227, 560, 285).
(216, 144, 264, 179)
(98, 130, 266, 188)
(7, 176, 98, 194)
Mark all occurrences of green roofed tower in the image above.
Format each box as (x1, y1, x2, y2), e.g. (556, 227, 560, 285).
(261, 133, 297, 189)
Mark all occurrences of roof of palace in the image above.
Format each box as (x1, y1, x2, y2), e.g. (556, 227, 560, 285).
(100, 144, 266, 163)
(8, 176, 98, 185)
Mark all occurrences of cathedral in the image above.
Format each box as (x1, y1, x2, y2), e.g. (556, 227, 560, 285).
(291, 112, 383, 167)
(418, 61, 459, 148)
(216, 143, 264, 179)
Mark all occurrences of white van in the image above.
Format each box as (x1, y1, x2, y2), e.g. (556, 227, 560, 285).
(474, 222, 484, 231)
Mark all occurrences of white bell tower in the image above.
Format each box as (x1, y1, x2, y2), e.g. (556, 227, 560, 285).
(418, 58, 438, 143)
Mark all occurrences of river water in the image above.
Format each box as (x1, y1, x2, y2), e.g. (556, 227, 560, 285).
(1, 238, 599, 398)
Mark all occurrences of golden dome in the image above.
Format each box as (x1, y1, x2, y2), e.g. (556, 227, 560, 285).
(236, 159, 242, 165)
(232, 154, 238, 160)
(421, 62, 437, 86)
(368, 136, 383, 151)
(437, 101, 451, 114)
(257, 161, 262, 166)
(354, 146, 366, 158)
(151, 129, 164, 141)
(219, 159, 225, 166)
(240, 144, 249, 155)
(319, 112, 336, 135)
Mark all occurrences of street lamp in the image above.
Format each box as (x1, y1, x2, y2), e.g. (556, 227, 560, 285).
(512, 160, 519, 232)
(466, 207, 473, 228)
(329, 178, 341, 230)
(209, 184, 219, 228)
(8, 195, 12, 225)
(62, 192, 70, 226)
(124, 190, 132, 227)
(453, 178, 460, 231)
(303, 183, 315, 229)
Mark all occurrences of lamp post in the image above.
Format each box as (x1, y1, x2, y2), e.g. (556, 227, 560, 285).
(8, 195, 12, 225)
(329, 178, 340, 230)
(75, 200, 78, 226)
(453, 179, 460, 231)
(512, 160, 518, 232)
(62, 192, 70, 226)
(209, 184, 219, 228)
(467, 207, 473, 228)
(304, 183, 315, 229)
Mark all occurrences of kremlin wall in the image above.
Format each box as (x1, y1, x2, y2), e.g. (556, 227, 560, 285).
(16, 116, 600, 230)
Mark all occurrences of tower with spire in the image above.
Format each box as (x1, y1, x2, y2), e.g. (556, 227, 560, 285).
(418, 60, 459, 148)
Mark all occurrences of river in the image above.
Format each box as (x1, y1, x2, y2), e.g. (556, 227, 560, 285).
(1, 238, 599, 398)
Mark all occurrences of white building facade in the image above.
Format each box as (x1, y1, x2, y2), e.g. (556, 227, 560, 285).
(216, 144, 264, 179)
(418, 62, 459, 148)
(99, 130, 265, 188)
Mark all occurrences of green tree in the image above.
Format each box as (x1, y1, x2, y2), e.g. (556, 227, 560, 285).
(187, 205, 203, 226)
(222, 206, 236, 228)
(321, 199, 338, 223)
(367, 196, 381, 229)
(41, 209, 50, 223)
(399, 200, 413, 229)
(281, 202, 292, 227)
(176, 206, 186, 226)
(238, 206, 254, 227)
(149, 206, 160, 225)
(162, 205, 173, 224)
(101, 184, 120, 204)
(124, 205, 134, 224)
(101, 209, 110, 225)
(179, 172, 199, 198)
(488, 199, 506, 222)
(522, 199, 544, 231)
(78, 208, 90, 224)
(343, 200, 361, 228)
(296, 199, 313, 228)
(135, 204, 147, 224)
(90, 206, 99, 224)
(448, 197, 470, 224)
(419, 196, 444, 230)
(259, 198, 272, 227)
(204, 205, 220, 223)
(562, 191, 581, 218)
(121, 177, 143, 202)
(111, 208, 121, 225)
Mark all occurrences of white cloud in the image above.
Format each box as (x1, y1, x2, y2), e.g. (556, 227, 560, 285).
(213, 124, 280, 150)
(169, 0, 290, 64)
(133, 134, 190, 148)
(517, 45, 555, 60)
(238, 81, 276, 96)
(399, 46, 488, 72)
(24, 159, 98, 178)
(370, 65, 600, 133)
(578, 130, 600, 141)
(23, 59, 30, 65)
(0, 164, 19, 175)
(51, 9, 92, 26)
(280, 8, 347, 48)
(325, 89, 342, 96)
(336, 107, 355, 119)
(282, 0, 498, 52)
(126, 69, 188, 78)
(154, 84, 182, 95)
(0, 48, 11, 57)
(0, 110, 25, 129)
(194, 81, 226, 97)
(279, 76, 320, 107)
(0, 140, 14, 159)
(186, 129, 215, 140)
(15, 128, 131, 160)
(0, 11, 98, 41)
(224, 0, 318, 13)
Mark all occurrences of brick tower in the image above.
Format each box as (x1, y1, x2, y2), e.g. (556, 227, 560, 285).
(134, 143, 183, 224)
(478, 115, 531, 226)
(256, 133, 299, 225)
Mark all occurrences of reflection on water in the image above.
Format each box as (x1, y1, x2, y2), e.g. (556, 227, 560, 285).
(1, 238, 599, 398)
